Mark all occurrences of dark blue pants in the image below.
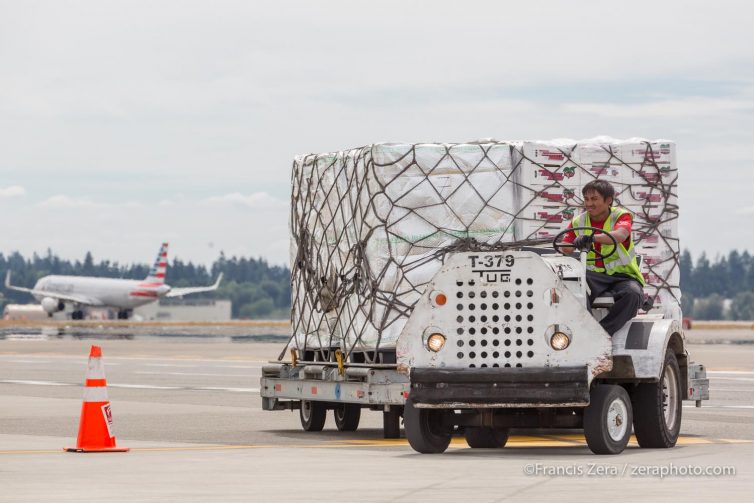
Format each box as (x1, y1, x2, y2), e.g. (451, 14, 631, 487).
(586, 271, 643, 335)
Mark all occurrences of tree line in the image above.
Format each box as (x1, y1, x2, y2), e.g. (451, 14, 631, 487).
(0, 250, 291, 319)
(680, 250, 754, 320)
(2, 249, 753, 320)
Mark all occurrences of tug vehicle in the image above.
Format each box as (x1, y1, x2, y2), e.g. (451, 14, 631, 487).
(261, 229, 709, 455)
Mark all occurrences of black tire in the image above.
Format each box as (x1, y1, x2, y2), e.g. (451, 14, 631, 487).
(632, 351, 682, 448)
(584, 384, 633, 455)
(299, 400, 327, 432)
(464, 427, 509, 448)
(404, 400, 452, 454)
(333, 403, 361, 431)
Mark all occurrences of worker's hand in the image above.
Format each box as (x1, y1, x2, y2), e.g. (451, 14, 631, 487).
(573, 234, 595, 251)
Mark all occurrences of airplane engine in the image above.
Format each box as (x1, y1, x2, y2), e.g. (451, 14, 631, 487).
(40, 297, 65, 314)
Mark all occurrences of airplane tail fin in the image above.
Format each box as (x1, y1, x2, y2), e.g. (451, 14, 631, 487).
(145, 243, 168, 284)
(4, 270, 33, 294)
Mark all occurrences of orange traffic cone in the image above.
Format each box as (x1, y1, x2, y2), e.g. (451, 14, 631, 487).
(65, 345, 129, 453)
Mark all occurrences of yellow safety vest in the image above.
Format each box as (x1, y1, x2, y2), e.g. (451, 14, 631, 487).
(571, 207, 645, 286)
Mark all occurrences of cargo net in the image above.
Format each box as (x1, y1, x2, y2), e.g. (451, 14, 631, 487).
(286, 140, 679, 364)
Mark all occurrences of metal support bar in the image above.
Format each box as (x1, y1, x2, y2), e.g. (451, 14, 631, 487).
(383, 408, 402, 439)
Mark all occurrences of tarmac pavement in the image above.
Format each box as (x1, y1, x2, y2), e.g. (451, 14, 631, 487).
(1, 331, 753, 501)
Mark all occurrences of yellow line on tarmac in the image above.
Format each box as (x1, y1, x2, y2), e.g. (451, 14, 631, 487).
(2, 435, 752, 455)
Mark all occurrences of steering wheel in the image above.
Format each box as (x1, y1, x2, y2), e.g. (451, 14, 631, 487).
(552, 226, 618, 262)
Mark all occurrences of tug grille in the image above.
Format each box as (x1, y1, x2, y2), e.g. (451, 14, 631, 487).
(453, 277, 536, 368)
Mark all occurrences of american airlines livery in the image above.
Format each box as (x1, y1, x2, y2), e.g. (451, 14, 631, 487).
(4, 243, 223, 319)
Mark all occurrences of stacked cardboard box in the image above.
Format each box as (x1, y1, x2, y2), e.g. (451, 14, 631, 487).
(512, 138, 680, 317)
(512, 141, 583, 240)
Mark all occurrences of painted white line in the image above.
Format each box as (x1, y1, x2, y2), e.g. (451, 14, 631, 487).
(0, 379, 259, 394)
(137, 363, 262, 370)
(105, 356, 268, 365)
(134, 371, 251, 377)
(0, 358, 120, 366)
(109, 383, 182, 390)
(710, 377, 754, 382)
(195, 386, 259, 393)
(1, 360, 52, 364)
(0, 379, 74, 387)
(139, 362, 262, 369)
(685, 405, 754, 410)
(707, 371, 754, 376)
(0, 355, 268, 365)
(142, 363, 203, 368)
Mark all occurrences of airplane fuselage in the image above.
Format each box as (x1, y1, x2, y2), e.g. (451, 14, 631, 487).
(33, 275, 171, 310)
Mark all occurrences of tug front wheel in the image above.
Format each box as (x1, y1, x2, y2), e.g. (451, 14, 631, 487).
(584, 384, 633, 455)
(404, 400, 453, 454)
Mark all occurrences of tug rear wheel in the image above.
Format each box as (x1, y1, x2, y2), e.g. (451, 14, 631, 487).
(632, 351, 682, 448)
(299, 400, 327, 432)
(404, 400, 453, 454)
(584, 384, 633, 455)
(333, 403, 361, 431)
(464, 427, 509, 448)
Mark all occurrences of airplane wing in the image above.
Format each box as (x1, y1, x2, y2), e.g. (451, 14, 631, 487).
(4, 271, 104, 306)
(165, 273, 223, 298)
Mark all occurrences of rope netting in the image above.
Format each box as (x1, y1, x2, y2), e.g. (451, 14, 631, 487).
(286, 139, 680, 363)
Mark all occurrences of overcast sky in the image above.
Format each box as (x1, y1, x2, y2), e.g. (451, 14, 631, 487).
(1, 0, 753, 267)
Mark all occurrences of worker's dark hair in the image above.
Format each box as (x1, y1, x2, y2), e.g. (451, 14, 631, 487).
(582, 180, 615, 204)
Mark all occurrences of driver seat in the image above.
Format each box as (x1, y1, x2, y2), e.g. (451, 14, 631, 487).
(592, 296, 615, 308)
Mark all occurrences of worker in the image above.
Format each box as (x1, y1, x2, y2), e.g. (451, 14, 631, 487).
(558, 180, 645, 335)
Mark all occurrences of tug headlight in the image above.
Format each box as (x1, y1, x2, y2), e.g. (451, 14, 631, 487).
(550, 331, 571, 351)
(427, 333, 447, 352)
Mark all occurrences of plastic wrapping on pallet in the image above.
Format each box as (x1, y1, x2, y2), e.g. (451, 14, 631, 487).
(290, 142, 519, 352)
(290, 138, 681, 357)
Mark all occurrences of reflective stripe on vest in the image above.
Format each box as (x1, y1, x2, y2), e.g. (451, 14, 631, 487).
(571, 207, 645, 286)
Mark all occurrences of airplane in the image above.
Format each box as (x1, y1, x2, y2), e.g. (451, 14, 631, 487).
(4, 243, 223, 320)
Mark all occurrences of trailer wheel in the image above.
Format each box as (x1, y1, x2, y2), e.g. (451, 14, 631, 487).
(584, 384, 632, 455)
(299, 400, 327, 432)
(632, 351, 682, 448)
(404, 400, 453, 454)
(464, 427, 509, 448)
(333, 403, 361, 431)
